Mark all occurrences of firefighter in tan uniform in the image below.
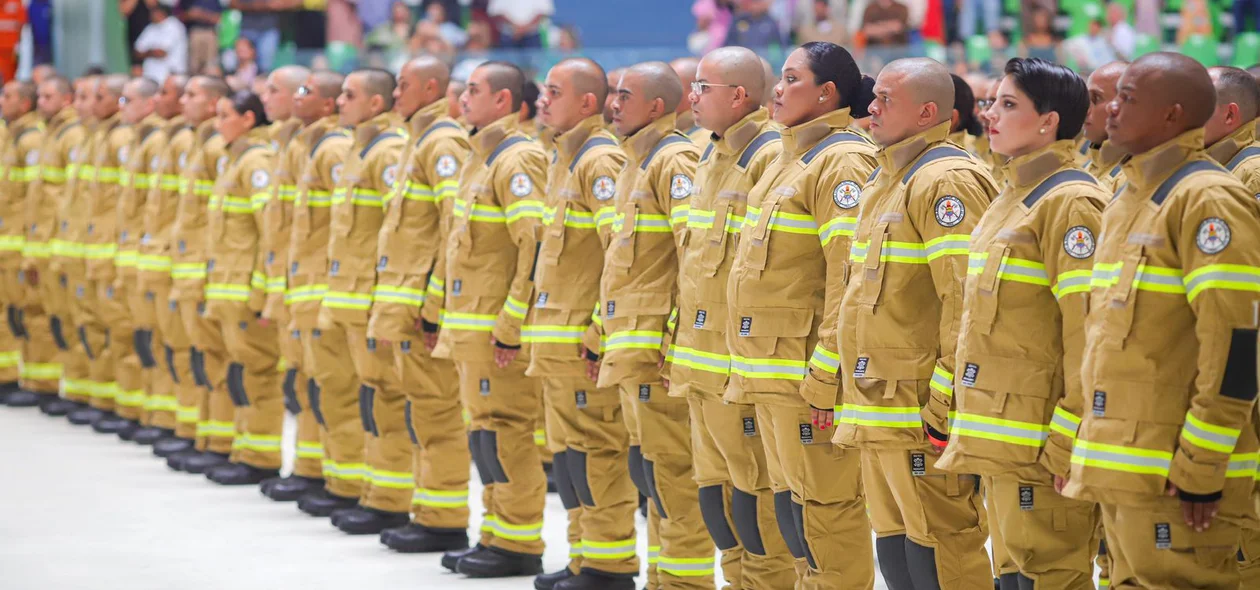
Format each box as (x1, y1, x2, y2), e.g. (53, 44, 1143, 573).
(1082, 62, 1129, 195)
(128, 74, 187, 444)
(433, 61, 548, 579)
(147, 76, 227, 459)
(58, 77, 100, 423)
(598, 61, 715, 589)
(0, 82, 24, 406)
(674, 46, 793, 589)
(368, 57, 472, 553)
(1063, 53, 1260, 589)
(669, 58, 709, 145)
(0, 81, 48, 408)
(103, 78, 165, 437)
(28, 76, 85, 416)
(165, 75, 233, 473)
(309, 69, 412, 534)
(726, 44, 879, 589)
(524, 58, 637, 590)
(1202, 65, 1260, 586)
(834, 58, 998, 588)
(933, 58, 1107, 590)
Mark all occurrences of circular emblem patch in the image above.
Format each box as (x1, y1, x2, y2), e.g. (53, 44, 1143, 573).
(592, 175, 616, 201)
(216, 155, 228, 176)
(24, 150, 38, 166)
(670, 174, 693, 199)
(833, 180, 861, 209)
(382, 164, 398, 187)
(331, 164, 343, 185)
(1062, 225, 1096, 259)
(1196, 217, 1231, 254)
(435, 154, 458, 178)
(251, 169, 270, 189)
(118, 146, 129, 164)
(934, 195, 965, 227)
(510, 173, 533, 197)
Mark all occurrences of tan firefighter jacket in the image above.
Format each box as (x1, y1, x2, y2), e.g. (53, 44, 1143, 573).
(0, 111, 44, 276)
(1084, 140, 1128, 196)
(136, 115, 190, 293)
(82, 113, 133, 283)
(115, 114, 166, 287)
(203, 128, 274, 322)
(285, 117, 350, 331)
(169, 120, 227, 302)
(257, 118, 305, 322)
(1207, 121, 1260, 195)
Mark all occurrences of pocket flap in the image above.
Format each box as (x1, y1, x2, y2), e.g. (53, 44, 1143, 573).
(608, 291, 673, 317)
(688, 303, 727, 332)
(1090, 379, 1182, 425)
(735, 307, 814, 338)
(960, 354, 1056, 399)
(858, 348, 935, 381)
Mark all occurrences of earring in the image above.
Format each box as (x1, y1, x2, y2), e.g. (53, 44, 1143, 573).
(818, 96, 825, 103)
(1039, 128, 1046, 135)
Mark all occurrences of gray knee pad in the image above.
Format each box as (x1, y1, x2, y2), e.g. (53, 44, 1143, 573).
(905, 537, 942, 590)
(698, 485, 739, 551)
(773, 491, 804, 559)
(730, 488, 766, 556)
(875, 534, 914, 590)
(552, 450, 580, 510)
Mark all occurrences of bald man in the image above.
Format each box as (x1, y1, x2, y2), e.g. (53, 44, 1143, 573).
(675, 46, 794, 590)
(0, 80, 46, 408)
(433, 60, 549, 578)
(835, 57, 998, 588)
(1082, 61, 1130, 194)
(603, 68, 625, 130)
(31, 64, 57, 87)
(602, 61, 713, 590)
(1060, 52, 1260, 590)
(670, 58, 707, 144)
(368, 56, 473, 552)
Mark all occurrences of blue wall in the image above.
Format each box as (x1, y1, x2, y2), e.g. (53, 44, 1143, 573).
(554, 0, 694, 48)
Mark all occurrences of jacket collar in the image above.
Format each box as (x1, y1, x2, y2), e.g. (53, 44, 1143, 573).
(1003, 139, 1078, 189)
(228, 126, 271, 160)
(713, 108, 770, 159)
(675, 110, 699, 135)
(353, 111, 403, 151)
(555, 114, 608, 166)
(1092, 139, 1128, 170)
(407, 98, 451, 137)
(48, 107, 78, 132)
(876, 120, 952, 176)
(471, 113, 522, 158)
(1206, 121, 1257, 167)
(781, 108, 853, 159)
(1121, 128, 1205, 191)
(623, 113, 679, 165)
(269, 117, 303, 146)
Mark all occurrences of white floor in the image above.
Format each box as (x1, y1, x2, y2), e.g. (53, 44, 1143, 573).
(0, 408, 899, 590)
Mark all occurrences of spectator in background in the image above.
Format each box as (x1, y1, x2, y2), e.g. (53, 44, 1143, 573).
(1134, 0, 1160, 37)
(1235, 0, 1260, 37)
(230, 0, 282, 72)
(1023, 4, 1056, 59)
(555, 25, 581, 51)
(1066, 18, 1117, 71)
(356, 0, 393, 36)
(797, 0, 848, 45)
(1105, 1, 1135, 60)
(691, 0, 734, 54)
(326, 0, 364, 49)
(487, 0, 553, 48)
(119, 0, 152, 76)
(421, 0, 462, 24)
(861, 0, 911, 46)
(417, 1, 468, 49)
(179, 0, 223, 75)
(28, 0, 51, 66)
(134, 3, 187, 84)
(724, 0, 789, 49)
(958, 0, 1001, 48)
(1178, 0, 1214, 45)
(365, 1, 415, 56)
(227, 37, 259, 91)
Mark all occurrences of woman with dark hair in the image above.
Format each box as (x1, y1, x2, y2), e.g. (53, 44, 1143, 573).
(949, 73, 984, 154)
(935, 57, 1108, 589)
(726, 40, 879, 589)
(199, 89, 282, 485)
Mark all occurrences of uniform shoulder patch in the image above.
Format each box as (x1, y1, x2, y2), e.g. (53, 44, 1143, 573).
(251, 169, 270, 189)
(510, 172, 533, 197)
(1063, 225, 1096, 259)
(833, 180, 861, 209)
(934, 195, 965, 227)
(382, 164, 399, 187)
(435, 154, 459, 178)
(216, 155, 228, 176)
(25, 150, 39, 166)
(1196, 217, 1231, 254)
(592, 175, 616, 201)
(670, 174, 693, 199)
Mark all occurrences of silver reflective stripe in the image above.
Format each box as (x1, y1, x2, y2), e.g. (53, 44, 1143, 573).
(930, 372, 952, 392)
(1136, 269, 1184, 287)
(1184, 270, 1260, 292)
(999, 261, 1049, 281)
(672, 348, 731, 372)
(952, 416, 1048, 444)
(607, 334, 664, 347)
(1183, 419, 1239, 448)
(1073, 444, 1171, 471)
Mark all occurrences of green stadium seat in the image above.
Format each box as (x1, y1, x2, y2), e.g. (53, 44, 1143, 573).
(966, 35, 991, 66)
(218, 10, 241, 51)
(924, 40, 948, 63)
(272, 41, 297, 68)
(1067, 1, 1104, 38)
(325, 42, 358, 73)
(1234, 32, 1260, 67)
(1181, 34, 1220, 66)
(1132, 33, 1161, 58)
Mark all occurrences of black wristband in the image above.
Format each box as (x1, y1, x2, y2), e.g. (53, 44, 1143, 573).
(1177, 489, 1223, 503)
(584, 348, 601, 362)
(494, 340, 521, 350)
(420, 319, 439, 333)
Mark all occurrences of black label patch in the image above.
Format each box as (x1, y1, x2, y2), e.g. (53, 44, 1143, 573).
(206, 259, 215, 271)
(329, 260, 339, 276)
(400, 340, 411, 352)
(266, 251, 274, 265)
(606, 300, 616, 318)
(1019, 486, 1034, 511)
(911, 453, 927, 476)
(1092, 390, 1106, 417)
(742, 416, 756, 437)
(452, 279, 462, 296)
(479, 378, 490, 396)
(536, 292, 549, 307)
(854, 357, 869, 378)
(961, 363, 980, 387)
(312, 328, 322, 338)
(291, 262, 299, 274)
(638, 384, 651, 402)
(575, 390, 587, 408)
(1155, 523, 1171, 549)
(238, 321, 248, 331)
(799, 423, 814, 444)
(145, 291, 154, 301)
(366, 338, 377, 351)
(694, 309, 707, 329)
(377, 256, 388, 270)
(739, 317, 752, 336)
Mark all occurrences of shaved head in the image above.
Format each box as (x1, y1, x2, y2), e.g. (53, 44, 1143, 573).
(44, 75, 72, 97)
(477, 61, 527, 111)
(697, 47, 767, 108)
(883, 58, 954, 119)
(271, 65, 310, 91)
(1132, 52, 1215, 127)
(1248, 64, 1260, 83)
(396, 56, 450, 117)
(402, 55, 451, 96)
(1083, 61, 1128, 144)
(692, 47, 766, 134)
(604, 68, 625, 124)
(127, 77, 160, 99)
(102, 74, 128, 98)
(12, 80, 35, 105)
(1091, 61, 1128, 90)
(625, 61, 684, 114)
(194, 75, 231, 101)
(31, 64, 56, 85)
(1209, 66, 1260, 121)
(311, 70, 345, 100)
(353, 68, 397, 111)
(1107, 52, 1216, 154)
(760, 56, 777, 104)
(671, 57, 700, 115)
(556, 58, 608, 105)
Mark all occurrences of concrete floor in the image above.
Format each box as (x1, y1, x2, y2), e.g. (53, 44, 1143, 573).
(0, 407, 901, 590)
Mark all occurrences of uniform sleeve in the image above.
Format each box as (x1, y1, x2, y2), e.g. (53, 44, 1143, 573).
(243, 151, 275, 312)
(800, 153, 876, 410)
(654, 146, 699, 367)
(490, 147, 547, 347)
(20, 130, 50, 270)
(912, 169, 996, 436)
(412, 137, 465, 316)
(1039, 194, 1104, 478)
(1168, 187, 1260, 497)
(580, 148, 627, 357)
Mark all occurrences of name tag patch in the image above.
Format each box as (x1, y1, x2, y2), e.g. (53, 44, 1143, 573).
(575, 390, 587, 408)
(854, 357, 869, 378)
(739, 317, 752, 336)
(1155, 523, 1171, 549)
(1019, 486, 1034, 511)
(911, 453, 927, 476)
(638, 384, 651, 402)
(742, 416, 756, 437)
(961, 363, 979, 387)
(799, 423, 814, 444)
(479, 378, 490, 396)
(1092, 391, 1106, 417)
(694, 310, 707, 329)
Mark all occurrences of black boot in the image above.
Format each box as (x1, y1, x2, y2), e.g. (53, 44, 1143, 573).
(40, 397, 82, 416)
(180, 451, 230, 475)
(4, 390, 41, 407)
(534, 566, 577, 590)
(206, 462, 279, 485)
(165, 447, 203, 471)
(296, 488, 359, 517)
(545, 461, 557, 494)
(67, 406, 105, 425)
(0, 381, 19, 404)
(262, 475, 322, 502)
(555, 572, 636, 590)
(457, 546, 543, 578)
(381, 523, 469, 553)
(334, 507, 410, 535)
(153, 436, 195, 458)
(116, 420, 143, 441)
(91, 413, 135, 434)
(442, 544, 485, 572)
(131, 427, 172, 445)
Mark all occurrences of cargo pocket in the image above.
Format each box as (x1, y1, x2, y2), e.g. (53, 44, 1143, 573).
(855, 221, 892, 308)
(603, 292, 672, 366)
(953, 354, 1057, 464)
(1076, 379, 1176, 497)
(607, 200, 638, 270)
(537, 201, 568, 267)
(849, 349, 935, 443)
(968, 244, 1008, 335)
(1100, 246, 1144, 351)
(672, 302, 731, 393)
(729, 307, 814, 396)
(698, 200, 734, 275)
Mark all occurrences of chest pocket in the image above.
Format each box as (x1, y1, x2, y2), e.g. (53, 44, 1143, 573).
(743, 189, 791, 272)
(699, 194, 740, 276)
(380, 172, 408, 234)
(856, 214, 899, 308)
(1100, 243, 1144, 350)
(970, 243, 1008, 335)
(608, 195, 643, 271)
(538, 193, 574, 267)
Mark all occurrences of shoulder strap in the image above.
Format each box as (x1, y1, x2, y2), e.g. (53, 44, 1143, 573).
(901, 145, 971, 185)
(569, 136, 617, 172)
(1113, 183, 1127, 201)
(140, 125, 161, 143)
(360, 131, 401, 159)
(1021, 169, 1097, 208)
(310, 130, 348, 159)
(56, 121, 81, 140)
(700, 142, 715, 164)
(737, 131, 780, 169)
(801, 131, 865, 165)
(415, 120, 462, 148)
(640, 134, 690, 170)
(1226, 145, 1260, 173)
(1151, 160, 1227, 206)
(866, 166, 881, 184)
(15, 126, 39, 141)
(486, 135, 531, 167)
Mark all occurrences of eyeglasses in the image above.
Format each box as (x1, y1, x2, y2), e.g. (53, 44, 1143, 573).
(118, 96, 130, 106)
(691, 81, 741, 95)
(975, 99, 993, 109)
(296, 85, 312, 97)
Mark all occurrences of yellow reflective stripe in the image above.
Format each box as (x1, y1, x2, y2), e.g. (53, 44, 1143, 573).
(849, 240, 926, 264)
(285, 284, 328, 304)
(0, 350, 20, 368)
(265, 276, 286, 294)
(136, 254, 172, 272)
(296, 442, 324, 459)
(116, 388, 148, 407)
(1049, 406, 1081, 439)
(453, 199, 507, 222)
(1051, 269, 1092, 299)
(402, 182, 436, 202)
(250, 271, 266, 291)
(730, 355, 807, 381)
(1227, 452, 1258, 479)
(425, 276, 445, 299)
(670, 204, 690, 228)
(671, 345, 731, 375)
(482, 515, 544, 541)
(648, 545, 660, 565)
(21, 241, 50, 258)
(502, 295, 528, 319)
(685, 208, 745, 233)
(195, 420, 236, 437)
(744, 206, 818, 235)
(658, 556, 716, 577)
(1180, 412, 1242, 454)
(83, 243, 118, 259)
(371, 285, 426, 306)
(323, 460, 368, 481)
(50, 239, 85, 257)
(1090, 262, 1185, 294)
(836, 404, 921, 429)
(807, 343, 840, 374)
(441, 311, 497, 331)
(534, 429, 546, 446)
(0, 235, 26, 251)
(605, 330, 664, 351)
(506, 199, 544, 223)
(160, 174, 180, 190)
(612, 212, 672, 233)
(412, 488, 470, 508)
(41, 166, 67, 182)
(144, 394, 178, 412)
(1070, 439, 1172, 476)
(543, 206, 598, 229)
(176, 404, 200, 423)
(305, 190, 333, 207)
(205, 283, 251, 302)
(209, 194, 254, 213)
(331, 188, 384, 207)
(368, 468, 415, 489)
(323, 291, 373, 310)
(1182, 263, 1260, 302)
(596, 206, 617, 229)
(819, 216, 857, 246)
(114, 249, 139, 268)
(967, 253, 1050, 286)
(521, 325, 585, 344)
(590, 302, 603, 328)
(950, 412, 1049, 447)
(171, 263, 207, 279)
(232, 433, 283, 452)
(581, 538, 638, 560)
(20, 362, 62, 380)
(930, 365, 953, 397)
